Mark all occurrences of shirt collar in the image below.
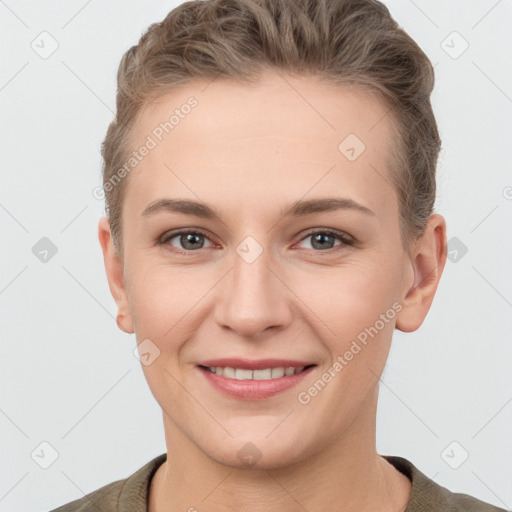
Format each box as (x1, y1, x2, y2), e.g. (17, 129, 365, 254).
(118, 452, 451, 512)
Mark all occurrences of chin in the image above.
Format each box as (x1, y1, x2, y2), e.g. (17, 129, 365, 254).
(210, 446, 303, 471)
(200, 430, 314, 471)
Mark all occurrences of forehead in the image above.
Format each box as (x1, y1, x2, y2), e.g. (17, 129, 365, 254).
(124, 71, 398, 220)
(133, 72, 394, 151)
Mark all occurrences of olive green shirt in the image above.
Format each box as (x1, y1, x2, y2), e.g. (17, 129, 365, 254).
(49, 453, 508, 511)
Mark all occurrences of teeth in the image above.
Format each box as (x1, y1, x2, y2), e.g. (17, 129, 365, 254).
(253, 368, 272, 380)
(271, 367, 285, 378)
(223, 367, 236, 379)
(205, 366, 307, 380)
(235, 368, 253, 380)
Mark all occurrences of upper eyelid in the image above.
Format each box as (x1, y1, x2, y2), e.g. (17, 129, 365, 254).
(161, 228, 215, 246)
(160, 227, 209, 239)
(161, 228, 353, 249)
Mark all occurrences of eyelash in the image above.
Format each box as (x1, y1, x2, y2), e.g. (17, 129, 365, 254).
(158, 228, 354, 255)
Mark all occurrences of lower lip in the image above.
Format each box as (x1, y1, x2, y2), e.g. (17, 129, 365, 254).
(198, 366, 315, 400)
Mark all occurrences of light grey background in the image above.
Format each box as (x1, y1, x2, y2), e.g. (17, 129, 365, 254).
(1, 1, 511, 511)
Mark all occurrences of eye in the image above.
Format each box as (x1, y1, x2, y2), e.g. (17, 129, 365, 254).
(160, 229, 214, 253)
(158, 228, 353, 254)
(296, 229, 353, 252)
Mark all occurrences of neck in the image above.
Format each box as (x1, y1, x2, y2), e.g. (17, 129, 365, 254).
(149, 388, 411, 512)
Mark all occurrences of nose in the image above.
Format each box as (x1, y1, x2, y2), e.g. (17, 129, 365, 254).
(214, 244, 293, 339)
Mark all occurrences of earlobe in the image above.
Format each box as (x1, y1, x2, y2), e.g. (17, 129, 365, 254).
(97, 217, 134, 334)
(116, 313, 133, 334)
(395, 214, 447, 333)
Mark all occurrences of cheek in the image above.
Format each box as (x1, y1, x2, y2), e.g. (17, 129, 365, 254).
(293, 268, 401, 432)
(126, 262, 217, 345)
(300, 258, 403, 345)
(126, 265, 206, 415)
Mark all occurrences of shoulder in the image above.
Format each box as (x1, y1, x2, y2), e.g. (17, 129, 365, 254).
(48, 453, 167, 512)
(48, 479, 125, 512)
(382, 455, 508, 512)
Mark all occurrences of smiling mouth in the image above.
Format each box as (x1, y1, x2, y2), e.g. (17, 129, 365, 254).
(198, 364, 316, 380)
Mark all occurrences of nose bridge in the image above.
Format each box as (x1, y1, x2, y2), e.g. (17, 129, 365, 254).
(214, 233, 291, 337)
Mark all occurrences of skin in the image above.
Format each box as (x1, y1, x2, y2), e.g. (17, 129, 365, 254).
(98, 70, 447, 512)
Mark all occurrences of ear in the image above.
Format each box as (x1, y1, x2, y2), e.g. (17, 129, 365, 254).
(395, 214, 447, 332)
(98, 217, 134, 334)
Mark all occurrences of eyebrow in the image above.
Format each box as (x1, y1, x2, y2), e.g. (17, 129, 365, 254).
(141, 197, 375, 220)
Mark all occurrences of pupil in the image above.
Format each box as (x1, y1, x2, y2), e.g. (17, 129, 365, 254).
(183, 233, 203, 250)
(313, 233, 334, 250)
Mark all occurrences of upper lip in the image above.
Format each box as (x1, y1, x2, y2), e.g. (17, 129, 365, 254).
(198, 358, 316, 370)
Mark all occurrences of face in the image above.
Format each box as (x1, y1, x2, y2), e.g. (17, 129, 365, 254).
(99, 70, 446, 470)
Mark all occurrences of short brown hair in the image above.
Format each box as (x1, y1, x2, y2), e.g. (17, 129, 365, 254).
(101, 0, 441, 255)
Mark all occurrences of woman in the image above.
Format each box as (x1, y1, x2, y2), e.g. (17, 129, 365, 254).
(51, 0, 506, 510)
